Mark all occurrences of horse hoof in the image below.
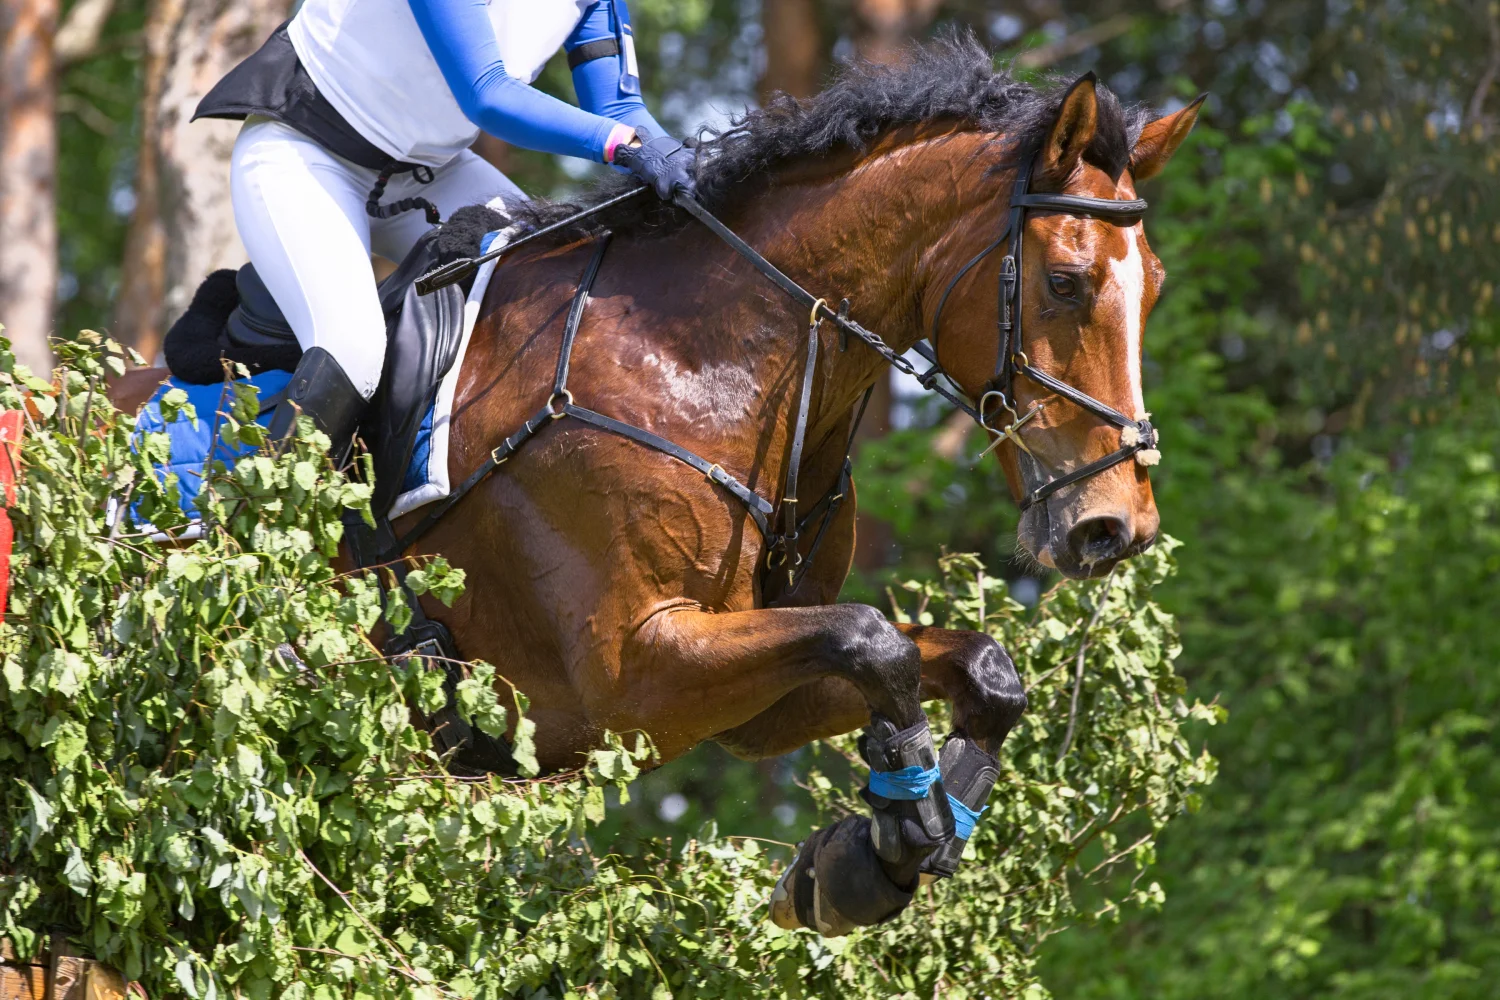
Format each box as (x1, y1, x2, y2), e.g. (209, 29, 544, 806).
(766, 817, 914, 938)
(767, 853, 802, 930)
(767, 828, 855, 936)
(768, 836, 831, 932)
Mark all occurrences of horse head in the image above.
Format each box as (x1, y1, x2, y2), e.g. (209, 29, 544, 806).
(927, 75, 1203, 579)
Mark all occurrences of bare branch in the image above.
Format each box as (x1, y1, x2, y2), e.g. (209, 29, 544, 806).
(1084, 832, 1155, 878)
(297, 848, 421, 982)
(1015, 14, 1136, 71)
(55, 92, 116, 135)
(1057, 566, 1117, 763)
(55, 0, 116, 69)
(1466, 4, 1500, 126)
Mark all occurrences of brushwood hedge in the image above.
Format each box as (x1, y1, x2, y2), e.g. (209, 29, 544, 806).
(0, 335, 1219, 999)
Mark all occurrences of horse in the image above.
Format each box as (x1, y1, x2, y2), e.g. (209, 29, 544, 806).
(112, 40, 1201, 936)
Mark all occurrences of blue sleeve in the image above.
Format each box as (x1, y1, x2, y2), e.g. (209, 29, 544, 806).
(408, 0, 620, 162)
(565, 0, 667, 137)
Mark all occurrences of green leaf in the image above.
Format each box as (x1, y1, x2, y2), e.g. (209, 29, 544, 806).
(18, 780, 54, 848)
(292, 461, 318, 492)
(62, 844, 93, 896)
(175, 957, 199, 999)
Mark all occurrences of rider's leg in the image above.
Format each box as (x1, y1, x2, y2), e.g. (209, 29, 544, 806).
(230, 119, 383, 453)
(368, 149, 528, 265)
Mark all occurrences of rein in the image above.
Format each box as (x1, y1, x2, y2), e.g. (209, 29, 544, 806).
(403, 154, 1162, 586)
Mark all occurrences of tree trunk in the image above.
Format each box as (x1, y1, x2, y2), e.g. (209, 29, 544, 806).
(472, 133, 514, 176)
(759, 0, 823, 102)
(115, 0, 287, 361)
(0, 0, 60, 376)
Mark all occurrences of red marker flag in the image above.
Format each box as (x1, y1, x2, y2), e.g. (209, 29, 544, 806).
(0, 409, 24, 624)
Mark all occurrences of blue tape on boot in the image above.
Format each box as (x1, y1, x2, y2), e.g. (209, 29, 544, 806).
(867, 764, 942, 801)
(947, 794, 987, 841)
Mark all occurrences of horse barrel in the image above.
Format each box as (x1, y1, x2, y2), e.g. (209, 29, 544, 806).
(0, 935, 127, 1000)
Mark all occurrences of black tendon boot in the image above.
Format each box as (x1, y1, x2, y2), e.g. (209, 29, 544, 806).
(769, 718, 953, 936)
(266, 347, 366, 465)
(921, 733, 1001, 879)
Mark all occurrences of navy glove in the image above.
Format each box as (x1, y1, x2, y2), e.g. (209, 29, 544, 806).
(612, 127, 697, 202)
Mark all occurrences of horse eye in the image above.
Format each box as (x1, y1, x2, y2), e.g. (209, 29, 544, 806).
(1049, 273, 1077, 299)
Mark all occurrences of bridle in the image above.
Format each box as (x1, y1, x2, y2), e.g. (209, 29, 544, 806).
(925, 147, 1160, 511)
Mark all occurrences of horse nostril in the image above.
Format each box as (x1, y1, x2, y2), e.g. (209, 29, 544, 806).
(1066, 516, 1131, 567)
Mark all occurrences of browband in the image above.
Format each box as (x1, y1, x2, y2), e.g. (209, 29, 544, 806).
(1010, 193, 1149, 223)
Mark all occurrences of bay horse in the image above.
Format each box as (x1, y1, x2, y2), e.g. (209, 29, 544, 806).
(114, 41, 1201, 936)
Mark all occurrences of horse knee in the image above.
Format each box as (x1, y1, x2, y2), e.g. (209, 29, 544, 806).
(833, 606, 918, 677)
(824, 605, 921, 721)
(961, 637, 1028, 745)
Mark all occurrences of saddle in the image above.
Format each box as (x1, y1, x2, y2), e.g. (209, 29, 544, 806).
(163, 205, 503, 518)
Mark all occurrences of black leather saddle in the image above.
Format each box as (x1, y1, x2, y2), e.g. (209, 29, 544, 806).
(218, 232, 467, 519)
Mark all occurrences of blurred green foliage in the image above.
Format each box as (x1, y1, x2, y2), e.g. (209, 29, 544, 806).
(54, 0, 148, 337)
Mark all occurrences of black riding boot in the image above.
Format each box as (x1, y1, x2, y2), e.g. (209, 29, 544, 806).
(266, 347, 366, 465)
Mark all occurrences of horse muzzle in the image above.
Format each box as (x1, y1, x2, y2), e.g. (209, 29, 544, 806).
(1018, 488, 1160, 580)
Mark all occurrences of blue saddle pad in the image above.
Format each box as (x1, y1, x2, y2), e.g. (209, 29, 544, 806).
(134, 373, 293, 518)
(136, 373, 444, 520)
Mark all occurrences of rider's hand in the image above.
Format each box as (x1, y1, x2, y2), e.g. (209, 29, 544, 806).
(610, 126, 697, 202)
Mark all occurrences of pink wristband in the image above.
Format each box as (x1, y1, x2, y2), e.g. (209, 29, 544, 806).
(604, 124, 634, 163)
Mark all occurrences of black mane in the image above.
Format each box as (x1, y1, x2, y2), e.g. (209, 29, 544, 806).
(506, 32, 1148, 237)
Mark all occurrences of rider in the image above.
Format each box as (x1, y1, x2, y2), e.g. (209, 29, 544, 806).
(194, 0, 695, 450)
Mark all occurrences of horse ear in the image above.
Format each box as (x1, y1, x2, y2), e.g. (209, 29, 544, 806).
(1039, 73, 1100, 185)
(1130, 95, 1207, 181)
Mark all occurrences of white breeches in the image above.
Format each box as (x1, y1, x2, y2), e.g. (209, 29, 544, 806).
(230, 118, 524, 399)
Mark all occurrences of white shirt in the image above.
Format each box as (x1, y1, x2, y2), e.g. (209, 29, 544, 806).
(289, 0, 592, 166)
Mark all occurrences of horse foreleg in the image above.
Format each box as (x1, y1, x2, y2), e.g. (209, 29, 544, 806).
(611, 604, 925, 753)
(716, 623, 1026, 885)
(894, 623, 1028, 754)
(623, 604, 949, 938)
(894, 623, 1025, 878)
(715, 625, 1027, 758)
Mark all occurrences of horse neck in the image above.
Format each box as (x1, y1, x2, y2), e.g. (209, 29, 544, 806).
(716, 128, 1005, 429)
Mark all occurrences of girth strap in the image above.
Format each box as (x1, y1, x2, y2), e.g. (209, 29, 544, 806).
(562, 404, 774, 538)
